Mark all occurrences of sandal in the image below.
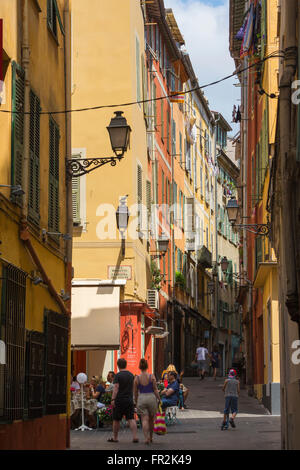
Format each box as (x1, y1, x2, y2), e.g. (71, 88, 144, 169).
(107, 438, 119, 443)
(132, 438, 139, 443)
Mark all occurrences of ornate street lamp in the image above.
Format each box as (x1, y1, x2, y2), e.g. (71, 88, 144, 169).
(226, 197, 239, 224)
(116, 196, 130, 256)
(150, 233, 170, 258)
(220, 256, 229, 273)
(225, 197, 270, 237)
(0, 184, 25, 197)
(67, 111, 131, 177)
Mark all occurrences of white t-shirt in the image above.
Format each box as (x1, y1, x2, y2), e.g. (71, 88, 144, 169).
(196, 347, 208, 361)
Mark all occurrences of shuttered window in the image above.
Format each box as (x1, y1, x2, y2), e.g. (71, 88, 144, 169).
(72, 156, 81, 225)
(48, 117, 60, 233)
(166, 108, 170, 154)
(72, 175, 80, 225)
(25, 330, 45, 419)
(146, 180, 152, 232)
(44, 310, 69, 415)
(137, 164, 143, 230)
(172, 119, 176, 156)
(11, 62, 25, 206)
(28, 90, 40, 224)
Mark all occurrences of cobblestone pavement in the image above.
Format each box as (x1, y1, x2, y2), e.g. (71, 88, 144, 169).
(70, 377, 281, 451)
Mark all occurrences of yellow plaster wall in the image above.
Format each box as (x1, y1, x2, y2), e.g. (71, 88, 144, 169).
(71, 0, 149, 302)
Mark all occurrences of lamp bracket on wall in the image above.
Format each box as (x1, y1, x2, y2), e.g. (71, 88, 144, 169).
(67, 156, 124, 178)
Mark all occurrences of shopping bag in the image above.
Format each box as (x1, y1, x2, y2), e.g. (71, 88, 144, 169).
(154, 403, 167, 435)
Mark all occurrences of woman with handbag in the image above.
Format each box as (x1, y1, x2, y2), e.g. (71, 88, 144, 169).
(133, 358, 161, 445)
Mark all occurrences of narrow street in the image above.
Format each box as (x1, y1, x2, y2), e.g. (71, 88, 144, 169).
(70, 377, 280, 451)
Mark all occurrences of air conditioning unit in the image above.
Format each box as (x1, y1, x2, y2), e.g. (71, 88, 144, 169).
(147, 289, 159, 310)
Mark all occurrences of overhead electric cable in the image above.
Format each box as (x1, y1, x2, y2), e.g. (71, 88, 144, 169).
(0, 51, 284, 116)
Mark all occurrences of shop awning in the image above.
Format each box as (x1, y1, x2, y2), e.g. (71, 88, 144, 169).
(71, 279, 126, 350)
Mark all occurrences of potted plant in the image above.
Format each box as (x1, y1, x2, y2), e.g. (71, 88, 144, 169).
(175, 271, 186, 290)
(151, 260, 163, 290)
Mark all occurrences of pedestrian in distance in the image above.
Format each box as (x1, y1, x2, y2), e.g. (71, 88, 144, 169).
(195, 343, 210, 380)
(108, 358, 139, 443)
(106, 371, 115, 392)
(221, 368, 240, 430)
(133, 358, 161, 445)
(211, 345, 221, 381)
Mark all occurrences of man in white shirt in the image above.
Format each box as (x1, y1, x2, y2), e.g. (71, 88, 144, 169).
(195, 344, 210, 380)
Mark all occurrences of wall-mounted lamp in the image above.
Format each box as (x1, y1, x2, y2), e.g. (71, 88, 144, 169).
(42, 229, 72, 241)
(226, 197, 270, 236)
(0, 184, 25, 197)
(116, 195, 130, 256)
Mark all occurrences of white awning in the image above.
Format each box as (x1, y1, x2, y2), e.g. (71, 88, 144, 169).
(71, 279, 125, 350)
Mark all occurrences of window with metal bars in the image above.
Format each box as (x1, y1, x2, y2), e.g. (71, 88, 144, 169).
(44, 310, 69, 415)
(0, 264, 27, 422)
(28, 90, 41, 225)
(48, 117, 60, 234)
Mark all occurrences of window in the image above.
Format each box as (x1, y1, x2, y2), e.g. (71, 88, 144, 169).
(47, 0, 58, 38)
(172, 119, 176, 156)
(44, 310, 68, 415)
(0, 264, 26, 421)
(25, 331, 45, 419)
(166, 108, 170, 153)
(137, 164, 143, 230)
(48, 117, 60, 233)
(11, 62, 25, 206)
(28, 90, 41, 224)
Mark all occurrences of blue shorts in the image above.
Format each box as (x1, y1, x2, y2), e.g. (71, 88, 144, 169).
(224, 396, 238, 415)
(161, 397, 177, 410)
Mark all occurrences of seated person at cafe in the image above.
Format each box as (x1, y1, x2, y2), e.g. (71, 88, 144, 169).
(88, 376, 106, 407)
(106, 371, 115, 392)
(160, 371, 179, 410)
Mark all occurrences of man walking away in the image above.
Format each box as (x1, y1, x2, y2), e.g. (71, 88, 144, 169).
(221, 369, 240, 430)
(108, 358, 138, 443)
(195, 343, 210, 380)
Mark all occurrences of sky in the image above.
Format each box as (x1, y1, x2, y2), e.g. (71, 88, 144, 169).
(165, 0, 240, 135)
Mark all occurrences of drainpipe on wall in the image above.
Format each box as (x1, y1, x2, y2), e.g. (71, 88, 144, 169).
(64, 0, 72, 449)
(279, 0, 299, 323)
(21, 0, 30, 219)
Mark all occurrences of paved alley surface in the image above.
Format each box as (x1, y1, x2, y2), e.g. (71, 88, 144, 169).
(70, 377, 281, 451)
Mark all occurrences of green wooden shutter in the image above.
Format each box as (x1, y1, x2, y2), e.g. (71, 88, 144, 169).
(166, 108, 170, 153)
(49, 117, 60, 232)
(153, 84, 157, 129)
(11, 62, 25, 205)
(146, 180, 151, 232)
(28, 90, 40, 224)
(161, 169, 164, 207)
(137, 164, 143, 229)
(172, 119, 176, 156)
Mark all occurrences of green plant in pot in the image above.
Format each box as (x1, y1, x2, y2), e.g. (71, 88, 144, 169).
(175, 271, 186, 290)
